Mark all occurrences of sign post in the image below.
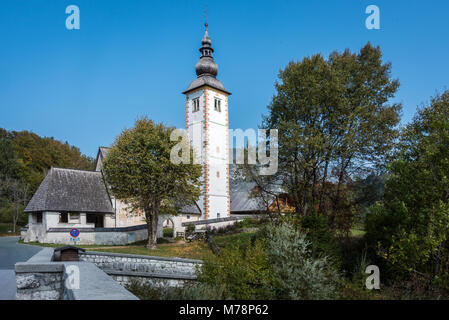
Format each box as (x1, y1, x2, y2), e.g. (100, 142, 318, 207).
(69, 228, 80, 245)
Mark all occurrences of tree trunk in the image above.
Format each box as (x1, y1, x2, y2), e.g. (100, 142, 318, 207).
(145, 209, 159, 250)
(12, 213, 17, 233)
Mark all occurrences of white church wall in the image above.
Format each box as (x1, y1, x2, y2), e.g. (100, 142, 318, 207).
(205, 89, 229, 220)
(113, 198, 145, 227)
(186, 87, 230, 221)
(187, 89, 206, 164)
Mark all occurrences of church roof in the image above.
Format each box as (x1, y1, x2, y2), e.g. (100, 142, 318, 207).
(179, 203, 202, 215)
(99, 146, 110, 159)
(183, 75, 230, 95)
(94, 146, 110, 171)
(24, 167, 114, 214)
(230, 181, 267, 213)
(183, 23, 230, 95)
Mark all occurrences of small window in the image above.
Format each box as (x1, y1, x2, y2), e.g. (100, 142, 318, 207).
(192, 98, 200, 112)
(60, 212, 68, 223)
(186, 215, 191, 219)
(214, 98, 221, 112)
(216, 146, 220, 154)
(36, 212, 42, 224)
(216, 171, 220, 178)
(217, 213, 221, 218)
(69, 213, 80, 223)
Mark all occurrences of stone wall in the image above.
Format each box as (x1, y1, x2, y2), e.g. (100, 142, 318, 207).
(22, 223, 151, 245)
(15, 248, 138, 300)
(79, 251, 202, 288)
(16, 266, 63, 300)
(182, 215, 245, 230)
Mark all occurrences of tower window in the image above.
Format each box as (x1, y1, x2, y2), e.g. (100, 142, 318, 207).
(214, 98, 221, 112)
(216, 171, 220, 178)
(216, 146, 220, 154)
(193, 98, 200, 112)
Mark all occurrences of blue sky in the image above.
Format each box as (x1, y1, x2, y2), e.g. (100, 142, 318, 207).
(0, 0, 448, 157)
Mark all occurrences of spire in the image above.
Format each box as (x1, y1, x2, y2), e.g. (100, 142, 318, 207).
(183, 21, 230, 95)
(196, 23, 218, 77)
(201, 23, 212, 48)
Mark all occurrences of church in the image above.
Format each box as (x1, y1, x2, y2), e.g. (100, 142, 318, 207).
(21, 24, 269, 245)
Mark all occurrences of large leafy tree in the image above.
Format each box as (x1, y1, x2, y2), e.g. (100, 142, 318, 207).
(103, 117, 202, 249)
(366, 91, 449, 284)
(262, 43, 401, 232)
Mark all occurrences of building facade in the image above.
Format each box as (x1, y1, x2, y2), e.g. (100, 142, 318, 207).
(183, 23, 231, 220)
(21, 23, 267, 245)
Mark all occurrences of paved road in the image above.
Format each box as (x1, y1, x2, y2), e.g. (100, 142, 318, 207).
(0, 237, 43, 300)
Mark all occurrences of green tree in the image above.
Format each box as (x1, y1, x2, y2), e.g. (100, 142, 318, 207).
(0, 177, 29, 233)
(102, 117, 202, 249)
(366, 91, 449, 284)
(199, 222, 340, 299)
(262, 43, 401, 232)
(0, 136, 21, 179)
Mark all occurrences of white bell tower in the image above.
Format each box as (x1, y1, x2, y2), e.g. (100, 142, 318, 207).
(183, 23, 231, 220)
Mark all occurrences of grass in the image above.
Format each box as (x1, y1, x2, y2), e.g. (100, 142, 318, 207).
(214, 230, 257, 250)
(350, 228, 366, 238)
(19, 230, 259, 260)
(93, 241, 213, 260)
(91, 231, 258, 260)
(350, 222, 366, 238)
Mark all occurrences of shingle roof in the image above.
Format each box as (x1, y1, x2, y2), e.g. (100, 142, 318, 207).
(99, 147, 110, 159)
(230, 181, 267, 212)
(25, 167, 114, 214)
(94, 146, 110, 171)
(230, 180, 284, 213)
(180, 203, 202, 215)
(183, 75, 230, 95)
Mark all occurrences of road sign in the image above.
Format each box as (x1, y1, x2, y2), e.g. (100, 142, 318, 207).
(70, 228, 80, 238)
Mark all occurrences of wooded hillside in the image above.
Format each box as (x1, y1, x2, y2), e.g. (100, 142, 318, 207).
(0, 128, 94, 229)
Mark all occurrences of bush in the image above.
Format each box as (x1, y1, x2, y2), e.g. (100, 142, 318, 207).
(199, 221, 341, 299)
(126, 279, 223, 300)
(199, 240, 273, 299)
(300, 211, 342, 268)
(185, 224, 195, 235)
(263, 222, 341, 299)
(163, 227, 173, 238)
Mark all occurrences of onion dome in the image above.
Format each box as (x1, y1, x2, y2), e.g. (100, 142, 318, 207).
(195, 23, 218, 77)
(183, 23, 230, 95)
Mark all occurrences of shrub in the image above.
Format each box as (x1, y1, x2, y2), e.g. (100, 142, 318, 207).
(300, 211, 342, 268)
(163, 227, 173, 238)
(126, 279, 224, 300)
(185, 224, 195, 235)
(263, 222, 341, 299)
(199, 240, 273, 299)
(199, 221, 341, 300)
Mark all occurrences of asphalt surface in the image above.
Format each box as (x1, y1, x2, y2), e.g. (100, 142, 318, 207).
(0, 236, 43, 300)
